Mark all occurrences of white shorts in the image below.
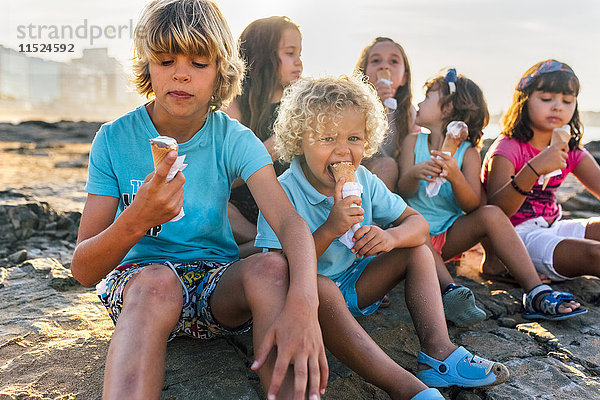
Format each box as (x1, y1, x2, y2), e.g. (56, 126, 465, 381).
(515, 216, 588, 281)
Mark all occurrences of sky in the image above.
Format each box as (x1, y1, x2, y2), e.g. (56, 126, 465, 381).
(3, 0, 600, 114)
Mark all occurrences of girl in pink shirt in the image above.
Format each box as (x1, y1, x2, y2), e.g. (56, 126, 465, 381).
(482, 59, 600, 283)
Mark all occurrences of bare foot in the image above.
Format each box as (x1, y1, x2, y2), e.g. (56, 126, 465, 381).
(557, 300, 581, 314)
(481, 255, 551, 284)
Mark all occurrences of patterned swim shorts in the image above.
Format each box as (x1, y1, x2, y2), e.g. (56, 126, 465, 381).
(96, 261, 252, 340)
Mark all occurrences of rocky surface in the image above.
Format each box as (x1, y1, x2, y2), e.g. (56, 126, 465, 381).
(1, 122, 600, 399)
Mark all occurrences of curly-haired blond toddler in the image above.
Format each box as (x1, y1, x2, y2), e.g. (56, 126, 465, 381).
(256, 75, 509, 398)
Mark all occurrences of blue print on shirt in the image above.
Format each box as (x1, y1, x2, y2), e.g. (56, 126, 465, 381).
(121, 179, 162, 237)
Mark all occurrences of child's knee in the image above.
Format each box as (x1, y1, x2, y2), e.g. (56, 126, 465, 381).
(477, 205, 506, 225)
(242, 252, 289, 288)
(407, 245, 437, 272)
(585, 242, 600, 265)
(123, 264, 183, 311)
(411, 244, 435, 262)
(316, 275, 340, 299)
(316, 275, 347, 316)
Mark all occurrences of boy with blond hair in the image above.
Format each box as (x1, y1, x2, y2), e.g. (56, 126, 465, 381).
(256, 75, 509, 398)
(71, 1, 327, 398)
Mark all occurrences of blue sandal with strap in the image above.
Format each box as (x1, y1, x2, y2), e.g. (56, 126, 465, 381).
(416, 346, 509, 388)
(523, 284, 587, 321)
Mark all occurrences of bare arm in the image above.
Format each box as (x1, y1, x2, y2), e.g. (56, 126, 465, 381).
(485, 154, 532, 216)
(71, 194, 134, 286)
(246, 165, 327, 399)
(351, 206, 429, 258)
(397, 133, 442, 197)
(486, 142, 568, 216)
(386, 206, 429, 247)
(248, 165, 319, 307)
(312, 222, 338, 260)
(573, 151, 600, 200)
(431, 147, 481, 212)
(71, 153, 184, 286)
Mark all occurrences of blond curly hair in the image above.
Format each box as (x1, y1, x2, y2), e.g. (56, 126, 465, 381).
(131, 0, 244, 111)
(274, 75, 388, 163)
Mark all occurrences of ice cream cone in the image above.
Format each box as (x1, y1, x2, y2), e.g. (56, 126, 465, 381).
(331, 162, 362, 248)
(376, 70, 397, 110)
(552, 125, 571, 145)
(149, 136, 178, 169)
(541, 125, 571, 189)
(441, 121, 469, 156)
(440, 137, 461, 156)
(330, 162, 355, 183)
(376, 69, 391, 82)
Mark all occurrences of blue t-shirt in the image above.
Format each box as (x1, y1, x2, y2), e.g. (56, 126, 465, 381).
(404, 132, 470, 236)
(255, 157, 407, 279)
(85, 105, 272, 266)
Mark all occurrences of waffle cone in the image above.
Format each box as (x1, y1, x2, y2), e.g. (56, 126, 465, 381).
(551, 126, 571, 145)
(542, 126, 571, 189)
(440, 137, 461, 156)
(376, 70, 391, 81)
(441, 121, 468, 156)
(330, 162, 355, 183)
(150, 142, 178, 169)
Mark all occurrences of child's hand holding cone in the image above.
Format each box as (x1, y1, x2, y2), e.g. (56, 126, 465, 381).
(148, 136, 187, 221)
(133, 151, 184, 227)
(330, 162, 363, 249)
(375, 69, 397, 110)
(540, 125, 571, 189)
(426, 121, 468, 197)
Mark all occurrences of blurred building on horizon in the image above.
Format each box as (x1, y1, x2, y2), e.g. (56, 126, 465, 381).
(0, 45, 143, 122)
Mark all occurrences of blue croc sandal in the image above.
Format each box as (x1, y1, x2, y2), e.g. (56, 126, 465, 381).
(442, 284, 486, 327)
(416, 346, 509, 388)
(523, 284, 587, 321)
(411, 388, 445, 399)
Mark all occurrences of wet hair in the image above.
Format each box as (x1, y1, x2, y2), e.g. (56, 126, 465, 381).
(423, 71, 489, 147)
(274, 75, 387, 163)
(354, 37, 412, 157)
(237, 16, 301, 141)
(132, 0, 244, 111)
(501, 59, 583, 149)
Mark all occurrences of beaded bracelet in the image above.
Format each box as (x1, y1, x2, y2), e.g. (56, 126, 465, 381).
(526, 162, 540, 177)
(510, 175, 533, 196)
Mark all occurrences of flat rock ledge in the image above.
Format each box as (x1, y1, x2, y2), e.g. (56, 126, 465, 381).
(1, 192, 600, 400)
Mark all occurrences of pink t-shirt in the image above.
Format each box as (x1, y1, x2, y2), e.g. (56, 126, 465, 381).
(481, 135, 587, 226)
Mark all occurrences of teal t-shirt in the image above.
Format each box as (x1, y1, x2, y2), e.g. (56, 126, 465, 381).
(85, 105, 272, 265)
(255, 157, 407, 279)
(404, 132, 470, 236)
